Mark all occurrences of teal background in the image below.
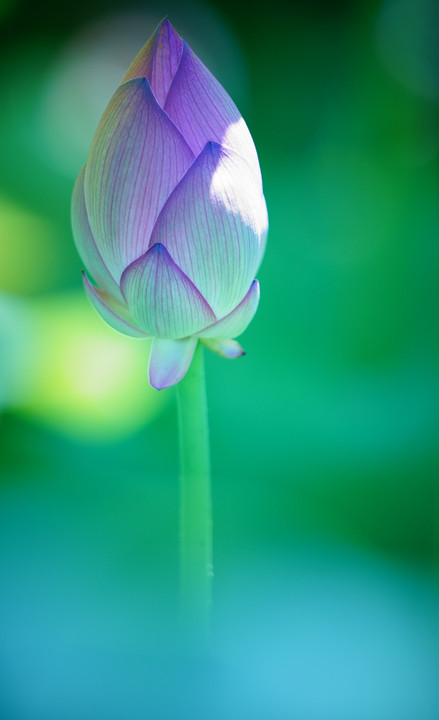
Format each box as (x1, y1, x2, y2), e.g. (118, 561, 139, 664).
(1, 0, 439, 717)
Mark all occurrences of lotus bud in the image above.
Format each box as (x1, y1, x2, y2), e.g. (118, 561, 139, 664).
(72, 18, 268, 389)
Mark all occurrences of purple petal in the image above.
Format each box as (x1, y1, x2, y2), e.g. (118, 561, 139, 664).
(148, 337, 198, 389)
(120, 243, 216, 338)
(150, 143, 266, 318)
(84, 78, 194, 281)
(201, 338, 245, 358)
(165, 41, 262, 186)
(71, 166, 124, 303)
(198, 280, 260, 339)
(83, 273, 149, 338)
(122, 18, 183, 107)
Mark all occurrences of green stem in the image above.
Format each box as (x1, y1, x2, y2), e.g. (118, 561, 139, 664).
(176, 342, 212, 638)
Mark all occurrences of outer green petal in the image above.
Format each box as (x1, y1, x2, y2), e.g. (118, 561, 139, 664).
(120, 243, 216, 338)
(83, 272, 148, 338)
(148, 337, 198, 389)
(71, 166, 124, 303)
(197, 280, 259, 339)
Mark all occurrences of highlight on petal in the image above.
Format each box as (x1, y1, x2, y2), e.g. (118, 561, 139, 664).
(150, 143, 265, 318)
(83, 272, 148, 338)
(71, 166, 124, 303)
(84, 78, 194, 281)
(164, 41, 262, 187)
(120, 243, 216, 338)
(122, 18, 183, 107)
(149, 337, 197, 389)
(201, 338, 245, 359)
(198, 280, 260, 339)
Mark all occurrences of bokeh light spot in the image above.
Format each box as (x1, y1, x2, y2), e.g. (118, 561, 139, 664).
(6, 293, 167, 441)
(0, 196, 62, 295)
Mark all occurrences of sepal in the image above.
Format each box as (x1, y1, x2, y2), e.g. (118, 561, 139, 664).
(201, 338, 245, 358)
(148, 337, 198, 389)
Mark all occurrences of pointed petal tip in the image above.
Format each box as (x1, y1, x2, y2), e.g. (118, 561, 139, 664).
(121, 243, 215, 338)
(120, 75, 151, 95)
(155, 16, 177, 34)
(149, 379, 165, 391)
(151, 241, 166, 254)
(205, 139, 222, 154)
(248, 279, 260, 296)
(159, 16, 177, 33)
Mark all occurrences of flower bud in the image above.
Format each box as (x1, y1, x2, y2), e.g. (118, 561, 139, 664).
(72, 19, 268, 389)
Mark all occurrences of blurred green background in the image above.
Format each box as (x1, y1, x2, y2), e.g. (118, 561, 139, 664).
(1, 0, 439, 717)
